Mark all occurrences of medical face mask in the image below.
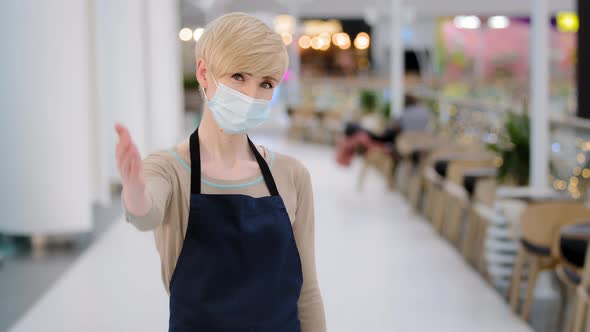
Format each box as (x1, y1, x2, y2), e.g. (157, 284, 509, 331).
(204, 77, 271, 134)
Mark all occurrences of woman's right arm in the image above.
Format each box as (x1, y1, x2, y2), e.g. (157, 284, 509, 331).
(115, 123, 172, 231)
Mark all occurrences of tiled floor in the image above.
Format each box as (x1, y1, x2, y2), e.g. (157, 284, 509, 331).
(3, 134, 533, 332)
(0, 200, 123, 332)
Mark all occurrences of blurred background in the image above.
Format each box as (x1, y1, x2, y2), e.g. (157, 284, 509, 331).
(1, 0, 589, 331)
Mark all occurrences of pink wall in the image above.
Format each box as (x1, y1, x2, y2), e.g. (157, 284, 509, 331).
(440, 20, 576, 81)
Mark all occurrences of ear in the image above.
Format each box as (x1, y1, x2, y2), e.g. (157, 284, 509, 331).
(196, 58, 208, 91)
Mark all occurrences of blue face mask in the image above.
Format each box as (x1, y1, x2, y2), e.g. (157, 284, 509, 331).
(204, 77, 271, 134)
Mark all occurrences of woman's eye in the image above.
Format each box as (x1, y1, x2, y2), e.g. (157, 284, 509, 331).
(231, 73, 244, 81)
(261, 82, 273, 89)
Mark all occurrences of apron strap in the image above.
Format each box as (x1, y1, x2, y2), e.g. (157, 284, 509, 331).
(189, 127, 279, 196)
(189, 128, 201, 195)
(246, 136, 279, 197)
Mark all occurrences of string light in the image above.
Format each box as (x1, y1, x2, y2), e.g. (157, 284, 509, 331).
(353, 32, 370, 50)
(281, 33, 293, 45)
(179, 28, 193, 41)
(454, 15, 481, 30)
(570, 177, 579, 186)
(494, 157, 503, 167)
(193, 28, 204, 42)
(332, 32, 351, 50)
(488, 16, 510, 29)
(298, 35, 311, 49)
(556, 12, 579, 33)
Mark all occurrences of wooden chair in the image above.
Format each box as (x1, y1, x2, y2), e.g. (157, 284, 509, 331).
(394, 131, 439, 197)
(554, 222, 590, 332)
(404, 145, 451, 212)
(320, 109, 344, 146)
(287, 106, 316, 141)
(357, 147, 396, 192)
(460, 176, 497, 269)
(428, 154, 495, 233)
(357, 130, 437, 193)
(508, 202, 590, 322)
(439, 161, 497, 245)
(415, 146, 465, 219)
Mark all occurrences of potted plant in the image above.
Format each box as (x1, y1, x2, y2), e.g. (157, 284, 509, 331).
(487, 112, 530, 186)
(359, 90, 379, 115)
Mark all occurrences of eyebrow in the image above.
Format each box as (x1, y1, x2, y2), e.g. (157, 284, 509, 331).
(241, 72, 279, 83)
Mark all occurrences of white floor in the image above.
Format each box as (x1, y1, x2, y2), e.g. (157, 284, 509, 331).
(8, 137, 533, 332)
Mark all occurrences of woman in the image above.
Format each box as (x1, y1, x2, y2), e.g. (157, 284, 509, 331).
(115, 13, 326, 332)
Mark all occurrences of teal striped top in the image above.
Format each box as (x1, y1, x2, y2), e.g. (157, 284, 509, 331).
(167, 148, 276, 189)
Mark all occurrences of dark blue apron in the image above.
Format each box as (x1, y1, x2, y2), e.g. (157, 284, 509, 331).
(168, 127, 303, 332)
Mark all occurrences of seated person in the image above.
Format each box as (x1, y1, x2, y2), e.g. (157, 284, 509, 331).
(336, 95, 431, 167)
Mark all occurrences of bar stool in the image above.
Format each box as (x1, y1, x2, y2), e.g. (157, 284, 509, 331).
(508, 202, 590, 321)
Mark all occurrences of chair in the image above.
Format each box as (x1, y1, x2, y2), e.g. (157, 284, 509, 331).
(508, 202, 590, 321)
(414, 146, 465, 218)
(439, 162, 497, 245)
(287, 106, 316, 141)
(460, 176, 497, 268)
(356, 146, 396, 192)
(554, 222, 590, 332)
(394, 131, 439, 196)
(320, 109, 344, 145)
(396, 135, 454, 212)
(428, 154, 495, 233)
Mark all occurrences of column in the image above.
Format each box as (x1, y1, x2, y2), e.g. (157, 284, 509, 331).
(0, 0, 93, 234)
(579, 0, 589, 119)
(94, 0, 182, 186)
(144, 0, 184, 149)
(390, 0, 404, 118)
(529, 0, 550, 190)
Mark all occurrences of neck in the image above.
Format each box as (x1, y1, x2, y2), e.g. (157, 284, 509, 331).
(196, 108, 252, 167)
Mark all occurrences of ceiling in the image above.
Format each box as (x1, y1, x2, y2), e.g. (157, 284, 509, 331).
(181, 0, 577, 25)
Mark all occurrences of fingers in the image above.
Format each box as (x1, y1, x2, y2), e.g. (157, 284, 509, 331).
(114, 123, 135, 173)
(119, 144, 137, 179)
(114, 123, 144, 186)
(115, 123, 132, 148)
(131, 148, 142, 179)
(116, 139, 133, 166)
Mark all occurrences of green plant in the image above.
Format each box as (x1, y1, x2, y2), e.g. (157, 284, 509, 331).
(381, 102, 391, 119)
(359, 90, 378, 114)
(183, 76, 200, 90)
(487, 112, 530, 186)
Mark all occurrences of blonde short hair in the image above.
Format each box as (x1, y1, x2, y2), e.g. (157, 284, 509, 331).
(195, 12, 289, 82)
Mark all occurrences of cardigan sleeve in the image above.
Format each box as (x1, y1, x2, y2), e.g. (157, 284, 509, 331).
(122, 153, 172, 232)
(292, 161, 327, 332)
